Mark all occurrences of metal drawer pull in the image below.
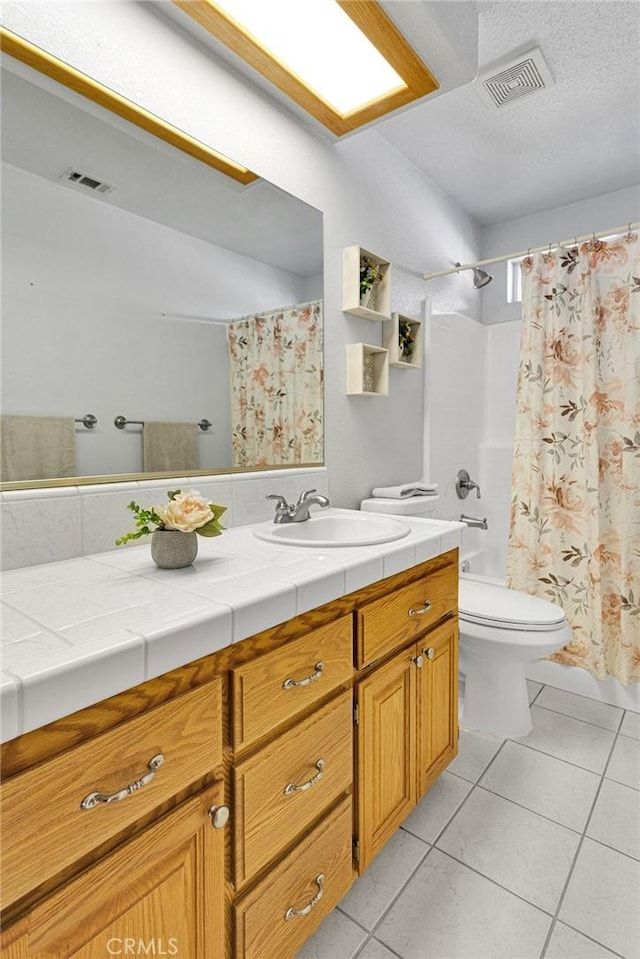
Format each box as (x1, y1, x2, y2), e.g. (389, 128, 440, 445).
(411, 654, 424, 669)
(408, 601, 432, 617)
(284, 874, 325, 921)
(80, 754, 164, 809)
(284, 759, 325, 796)
(423, 647, 436, 660)
(283, 662, 324, 689)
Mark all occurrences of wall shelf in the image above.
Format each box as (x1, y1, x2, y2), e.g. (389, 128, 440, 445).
(383, 313, 423, 369)
(346, 344, 389, 396)
(342, 246, 391, 320)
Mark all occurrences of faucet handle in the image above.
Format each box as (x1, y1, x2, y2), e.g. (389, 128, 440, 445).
(296, 488, 317, 505)
(265, 493, 290, 510)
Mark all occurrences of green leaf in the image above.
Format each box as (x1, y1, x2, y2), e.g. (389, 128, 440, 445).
(196, 519, 224, 537)
(209, 503, 227, 522)
(168, 489, 181, 500)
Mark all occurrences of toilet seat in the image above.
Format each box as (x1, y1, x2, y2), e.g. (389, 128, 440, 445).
(459, 579, 566, 632)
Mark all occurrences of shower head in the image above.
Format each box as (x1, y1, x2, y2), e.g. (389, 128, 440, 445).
(453, 262, 493, 290)
(472, 267, 493, 289)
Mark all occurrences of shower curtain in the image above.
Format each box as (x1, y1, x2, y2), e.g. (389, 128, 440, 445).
(506, 232, 640, 684)
(227, 300, 323, 468)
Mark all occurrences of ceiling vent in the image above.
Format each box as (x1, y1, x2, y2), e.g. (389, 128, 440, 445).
(58, 168, 116, 195)
(477, 48, 554, 108)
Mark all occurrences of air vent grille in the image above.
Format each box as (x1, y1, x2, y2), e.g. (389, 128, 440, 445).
(478, 48, 554, 109)
(59, 169, 116, 194)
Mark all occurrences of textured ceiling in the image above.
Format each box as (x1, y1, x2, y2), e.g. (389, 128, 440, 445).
(376, 0, 640, 224)
(161, 0, 640, 226)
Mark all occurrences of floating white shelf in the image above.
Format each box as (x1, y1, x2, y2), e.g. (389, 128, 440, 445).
(342, 245, 392, 320)
(383, 313, 423, 369)
(345, 343, 389, 396)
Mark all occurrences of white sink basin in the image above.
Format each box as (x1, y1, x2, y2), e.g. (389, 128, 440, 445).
(253, 512, 411, 547)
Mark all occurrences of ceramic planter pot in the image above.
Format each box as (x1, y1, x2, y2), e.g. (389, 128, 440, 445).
(151, 530, 198, 569)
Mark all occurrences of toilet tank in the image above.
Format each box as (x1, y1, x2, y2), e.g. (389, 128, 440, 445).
(360, 496, 440, 517)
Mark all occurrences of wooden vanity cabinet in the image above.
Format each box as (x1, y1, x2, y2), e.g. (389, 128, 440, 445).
(354, 560, 458, 872)
(2, 783, 227, 959)
(0, 549, 459, 958)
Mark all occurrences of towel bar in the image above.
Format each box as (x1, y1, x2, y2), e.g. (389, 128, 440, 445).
(75, 414, 98, 429)
(114, 415, 212, 431)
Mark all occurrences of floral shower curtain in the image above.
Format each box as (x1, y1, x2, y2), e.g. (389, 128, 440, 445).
(506, 233, 640, 684)
(227, 300, 323, 468)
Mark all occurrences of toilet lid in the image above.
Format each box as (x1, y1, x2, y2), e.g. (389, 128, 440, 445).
(459, 580, 566, 629)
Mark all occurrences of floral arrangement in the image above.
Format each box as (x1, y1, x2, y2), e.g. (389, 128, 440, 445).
(116, 489, 225, 546)
(398, 319, 415, 359)
(360, 257, 384, 298)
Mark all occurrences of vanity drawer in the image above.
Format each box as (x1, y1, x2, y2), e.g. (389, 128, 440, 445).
(231, 615, 353, 750)
(233, 690, 353, 886)
(0, 679, 222, 910)
(357, 562, 457, 668)
(234, 796, 354, 959)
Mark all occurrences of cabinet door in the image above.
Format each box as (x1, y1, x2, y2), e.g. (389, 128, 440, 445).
(356, 648, 417, 872)
(417, 618, 459, 797)
(1, 784, 227, 959)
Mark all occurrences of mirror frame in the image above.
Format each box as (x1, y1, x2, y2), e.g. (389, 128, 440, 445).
(0, 28, 324, 491)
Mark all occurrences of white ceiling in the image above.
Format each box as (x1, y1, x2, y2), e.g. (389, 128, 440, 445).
(161, 0, 640, 227)
(376, 0, 640, 224)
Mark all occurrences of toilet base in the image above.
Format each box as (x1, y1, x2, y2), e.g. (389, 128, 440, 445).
(462, 658, 532, 739)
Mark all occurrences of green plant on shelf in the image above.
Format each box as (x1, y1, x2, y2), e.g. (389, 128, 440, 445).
(398, 319, 415, 359)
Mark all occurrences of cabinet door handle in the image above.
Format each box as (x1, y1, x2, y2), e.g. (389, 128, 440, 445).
(408, 601, 432, 616)
(80, 753, 164, 809)
(423, 647, 436, 660)
(283, 759, 325, 796)
(283, 662, 324, 689)
(284, 874, 325, 921)
(411, 654, 424, 669)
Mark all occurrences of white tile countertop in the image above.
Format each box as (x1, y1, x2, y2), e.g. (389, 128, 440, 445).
(0, 509, 462, 743)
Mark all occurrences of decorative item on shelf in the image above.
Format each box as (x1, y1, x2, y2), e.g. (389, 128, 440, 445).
(360, 257, 383, 311)
(346, 343, 389, 396)
(398, 318, 415, 360)
(343, 246, 391, 319)
(116, 489, 226, 568)
(383, 313, 423, 369)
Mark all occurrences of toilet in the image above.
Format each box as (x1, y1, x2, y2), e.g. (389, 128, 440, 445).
(360, 498, 572, 739)
(459, 573, 572, 738)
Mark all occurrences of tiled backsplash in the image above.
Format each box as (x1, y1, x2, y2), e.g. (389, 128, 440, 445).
(0, 468, 329, 570)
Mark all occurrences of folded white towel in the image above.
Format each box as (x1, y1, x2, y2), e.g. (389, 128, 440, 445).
(371, 482, 439, 499)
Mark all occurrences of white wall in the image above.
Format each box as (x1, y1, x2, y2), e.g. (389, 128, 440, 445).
(0, 0, 481, 516)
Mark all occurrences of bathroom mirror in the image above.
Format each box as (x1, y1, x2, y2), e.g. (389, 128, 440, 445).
(0, 47, 324, 488)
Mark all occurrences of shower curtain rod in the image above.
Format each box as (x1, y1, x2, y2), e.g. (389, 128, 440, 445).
(423, 220, 640, 281)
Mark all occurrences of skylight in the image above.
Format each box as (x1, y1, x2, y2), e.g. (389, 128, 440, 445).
(212, 0, 406, 114)
(174, 0, 439, 135)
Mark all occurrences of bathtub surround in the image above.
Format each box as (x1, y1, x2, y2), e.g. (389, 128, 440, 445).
(507, 234, 640, 685)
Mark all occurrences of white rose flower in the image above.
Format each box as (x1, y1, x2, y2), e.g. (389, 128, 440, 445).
(157, 491, 214, 533)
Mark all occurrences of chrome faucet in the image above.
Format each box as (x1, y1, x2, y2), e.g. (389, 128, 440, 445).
(266, 489, 330, 524)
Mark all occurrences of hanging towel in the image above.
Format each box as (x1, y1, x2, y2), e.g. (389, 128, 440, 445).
(371, 482, 439, 499)
(143, 421, 199, 473)
(0, 415, 77, 482)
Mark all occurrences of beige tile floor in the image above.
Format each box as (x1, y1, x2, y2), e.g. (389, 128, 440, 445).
(297, 683, 640, 959)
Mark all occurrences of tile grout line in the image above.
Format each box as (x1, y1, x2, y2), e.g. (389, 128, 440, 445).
(537, 715, 625, 959)
(533, 700, 623, 734)
(356, 740, 514, 950)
